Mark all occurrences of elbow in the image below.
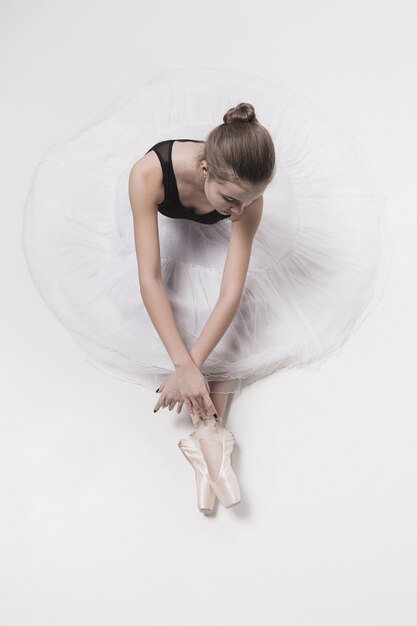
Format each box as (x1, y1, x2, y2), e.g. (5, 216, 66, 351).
(219, 290, 243, 309)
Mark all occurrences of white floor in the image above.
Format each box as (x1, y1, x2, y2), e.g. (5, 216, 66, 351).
(1, 1, 416, 625)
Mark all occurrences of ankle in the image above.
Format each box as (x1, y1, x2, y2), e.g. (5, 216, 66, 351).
(189, 411, 223, 427)
(203, 413, 223, 425)
(214, 414, 224, 426)
(197, 415, 224, 431)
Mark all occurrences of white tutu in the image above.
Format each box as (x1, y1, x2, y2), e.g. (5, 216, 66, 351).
(22, 67, 393, 395)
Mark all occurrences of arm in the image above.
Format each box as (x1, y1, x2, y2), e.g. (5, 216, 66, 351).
(189, 196, 264, 369)
(129, 158, 195, 370)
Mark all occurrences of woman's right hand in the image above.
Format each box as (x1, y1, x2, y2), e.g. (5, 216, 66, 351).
(175, 362, 217, 419)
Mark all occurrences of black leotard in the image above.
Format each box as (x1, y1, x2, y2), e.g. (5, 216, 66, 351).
(145, 139, 230, 225)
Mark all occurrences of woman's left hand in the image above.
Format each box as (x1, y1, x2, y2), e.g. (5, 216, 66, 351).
(153, 372, 184, 415)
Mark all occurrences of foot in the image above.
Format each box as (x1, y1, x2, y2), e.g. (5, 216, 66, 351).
(193, 417, 226, 483)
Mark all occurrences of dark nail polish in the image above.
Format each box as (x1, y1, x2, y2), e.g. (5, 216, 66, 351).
(156, 388, 159, 392)
(214, 413, 218, 418)
(153, 409, 157, 412)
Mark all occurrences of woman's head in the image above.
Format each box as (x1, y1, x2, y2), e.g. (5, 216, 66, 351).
(196, 102, 276, 215)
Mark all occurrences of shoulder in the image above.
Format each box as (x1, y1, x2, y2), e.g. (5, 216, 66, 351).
(129, 151, 165, 207)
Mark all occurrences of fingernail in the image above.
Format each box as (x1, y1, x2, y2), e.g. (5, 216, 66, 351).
(153, 409, 157, 412)
(156, 388, 159, 392)
(214, 413, 218, 418)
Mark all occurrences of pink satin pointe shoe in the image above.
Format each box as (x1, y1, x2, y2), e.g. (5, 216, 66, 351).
(178, 435, 217, 514)
(178, 413, 218, 514)
(179, 416, 241, 510)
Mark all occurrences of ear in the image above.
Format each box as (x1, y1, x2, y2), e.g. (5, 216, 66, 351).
(200, 160, 208, 177)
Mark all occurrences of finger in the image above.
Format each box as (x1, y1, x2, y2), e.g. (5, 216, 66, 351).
(192, 398, 205, 419)
(196, 396, 209, 418)
(186, 397, 196, 418)
(203, 394, 217, 416)
(154, 394, 168, 412)
(199, 393, 214, 417)
(183, 397, 194, 417)
(176, 400, 184, 415)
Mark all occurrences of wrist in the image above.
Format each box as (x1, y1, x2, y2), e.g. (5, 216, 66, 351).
(174, 356, 196, 373)
(188, 347, 204, 370)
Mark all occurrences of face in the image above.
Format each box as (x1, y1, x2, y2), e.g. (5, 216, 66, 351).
(204, 176, 266, 216)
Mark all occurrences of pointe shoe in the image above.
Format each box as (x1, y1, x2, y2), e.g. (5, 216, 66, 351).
(178, 414, 222, 514)
(193, 421, 241, 508)
(178, 436, 217, 514)
(180, 418, 241, 509)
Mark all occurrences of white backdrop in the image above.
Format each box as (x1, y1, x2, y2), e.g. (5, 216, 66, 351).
(1, 1, 415, 625)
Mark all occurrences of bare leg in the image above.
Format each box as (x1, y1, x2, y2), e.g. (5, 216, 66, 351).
(188, 379, 233, 425)
(209, 383, 232, 424)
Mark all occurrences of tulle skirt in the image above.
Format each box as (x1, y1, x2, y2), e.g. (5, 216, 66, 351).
(22, 67, 393, 395)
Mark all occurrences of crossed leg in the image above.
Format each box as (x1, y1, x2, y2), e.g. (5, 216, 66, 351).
(189, 379, 233, 425)
(194, 380, 233, 482)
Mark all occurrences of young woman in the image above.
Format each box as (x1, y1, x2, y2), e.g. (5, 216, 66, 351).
(127, 103, 275, 511)
(23, 68, 390, 512)
(129, 102, 275, 425)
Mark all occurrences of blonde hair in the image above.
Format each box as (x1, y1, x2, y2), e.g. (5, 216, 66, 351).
(197, 102, 276, 186)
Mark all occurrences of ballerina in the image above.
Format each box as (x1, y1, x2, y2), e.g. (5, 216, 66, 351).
(129, 103, 275, 513)
(23, 67, 390, 515)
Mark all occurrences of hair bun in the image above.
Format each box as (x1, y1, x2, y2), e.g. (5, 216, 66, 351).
(223, 102, 257, 125)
